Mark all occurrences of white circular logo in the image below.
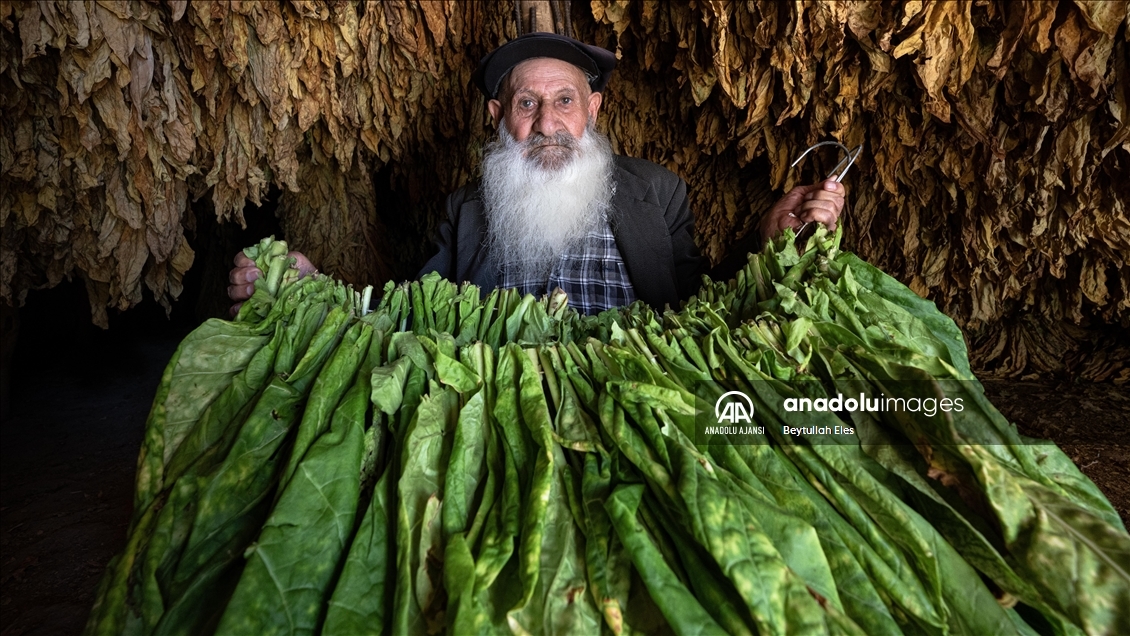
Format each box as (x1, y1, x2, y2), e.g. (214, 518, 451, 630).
(714, 391, 755, 424)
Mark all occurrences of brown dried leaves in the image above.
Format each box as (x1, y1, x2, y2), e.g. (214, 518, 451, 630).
(1, 1, 1125, 377)
(1, 1, 513, 324)
(3, 0, 196, 325)
(583, 0, 1128, 378)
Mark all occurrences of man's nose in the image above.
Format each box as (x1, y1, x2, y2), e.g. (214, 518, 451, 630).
(532, 106, 559, 136)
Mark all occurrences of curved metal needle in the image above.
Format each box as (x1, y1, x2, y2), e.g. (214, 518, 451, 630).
(789, 141, 863, 245)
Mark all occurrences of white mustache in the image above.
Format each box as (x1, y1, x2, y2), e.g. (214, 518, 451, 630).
(481, 121, 615, 281)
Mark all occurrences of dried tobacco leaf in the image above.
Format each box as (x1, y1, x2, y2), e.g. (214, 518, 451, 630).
(580, 0, 1128, 379)
(0, 1, 1126, 379)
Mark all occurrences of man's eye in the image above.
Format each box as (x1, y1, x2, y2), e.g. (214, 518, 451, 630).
(520, 99, 534, 108)
(561, 97, 572, 105)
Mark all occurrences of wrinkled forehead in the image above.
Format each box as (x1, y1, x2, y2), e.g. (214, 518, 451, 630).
(501, 58, 592, 98)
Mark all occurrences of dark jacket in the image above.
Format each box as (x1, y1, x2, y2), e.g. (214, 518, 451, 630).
(419, 155, 704, 309)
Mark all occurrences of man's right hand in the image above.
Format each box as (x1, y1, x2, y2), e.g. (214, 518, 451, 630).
(228, 250, 317, 316)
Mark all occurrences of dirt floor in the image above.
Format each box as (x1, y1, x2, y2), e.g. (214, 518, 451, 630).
(0, 286, 192, 636)
(0, 288, 1127, 635)
(979, 378, 1130, 523)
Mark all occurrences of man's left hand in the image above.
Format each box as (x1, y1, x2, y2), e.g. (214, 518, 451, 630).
(759, 179, 846, 242)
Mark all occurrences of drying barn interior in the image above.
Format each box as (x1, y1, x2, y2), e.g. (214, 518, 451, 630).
(1, 1, 1127, 634)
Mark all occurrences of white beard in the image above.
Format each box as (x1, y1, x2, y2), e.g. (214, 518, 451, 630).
(481, 121, 616, 280)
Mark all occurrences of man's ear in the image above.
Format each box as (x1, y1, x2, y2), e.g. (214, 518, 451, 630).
(587, 91, 603, 122)
(487, 99, 503, 127)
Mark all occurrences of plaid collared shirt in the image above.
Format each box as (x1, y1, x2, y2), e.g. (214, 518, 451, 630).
(499, 219, 636, 315)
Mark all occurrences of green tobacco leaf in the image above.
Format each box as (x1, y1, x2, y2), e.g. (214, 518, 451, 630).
(800, 441, 1022, 636)
(579, 451, 626, 634)
(157, 319, 271, 468)
(747, 379, 947, 633)
(161, 319, 283, 495)
(321, 467, 396, 636)
(133, 343, 184, 520)
(705, 447, 842, 614)
(671, 442, 832, 635)
(392, 386, 459, 635)
(835, 253, 971, 378)
(505, 347, 559, 632)
(969, 446, 1130, 634)
(443, 390, 488, 537)
(855, 410, 1084, 635)
(168, 378, 305, 591)
(215, 357, 368, 636)
(729, 439, 904, 636)
(371, 356, 413, 416)
(606, 485, 728, 636)
(280, 320, 372, 490)
(94, 232, 1130, 636)
(419, 334, 481, 395)
(162, 308, 351, 630)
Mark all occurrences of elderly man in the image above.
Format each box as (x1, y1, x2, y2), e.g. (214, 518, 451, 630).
(229, 33, 844, 314)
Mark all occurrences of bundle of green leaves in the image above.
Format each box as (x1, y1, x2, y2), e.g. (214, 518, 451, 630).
(86, 232, 1128, 636)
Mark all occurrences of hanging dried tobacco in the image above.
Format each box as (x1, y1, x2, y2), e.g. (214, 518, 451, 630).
(0, 1, 513, 325)
(580, 0, 1128, 379)
(1, 1, 1126, 379)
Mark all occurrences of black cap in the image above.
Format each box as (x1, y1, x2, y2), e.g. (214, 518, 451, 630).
(473, 33, 617, 99)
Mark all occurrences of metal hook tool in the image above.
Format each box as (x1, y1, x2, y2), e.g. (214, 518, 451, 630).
(789, 140, 862, 244)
